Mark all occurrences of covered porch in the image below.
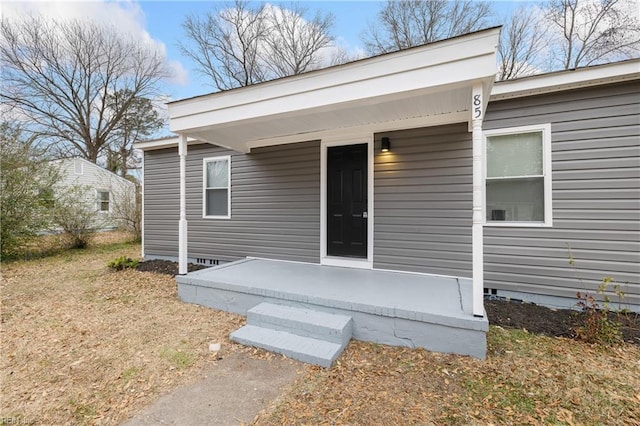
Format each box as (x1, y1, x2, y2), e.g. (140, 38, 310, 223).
(160, 28, 502, 320)
(153, 28, 503, 363)
(177, 258, 488, 360)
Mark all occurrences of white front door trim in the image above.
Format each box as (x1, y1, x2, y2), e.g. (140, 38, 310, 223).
(320, 134, 374, 269)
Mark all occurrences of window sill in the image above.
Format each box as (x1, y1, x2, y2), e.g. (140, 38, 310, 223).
(484, 221, 552, 228)
(203, 215, 231, 220)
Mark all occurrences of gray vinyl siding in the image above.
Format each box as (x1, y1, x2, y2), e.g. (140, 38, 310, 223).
(483, 80, 640, 305)
(144, 141, 321, 263)
(373, 123, 473, 277)
(143, 148, 180, 257)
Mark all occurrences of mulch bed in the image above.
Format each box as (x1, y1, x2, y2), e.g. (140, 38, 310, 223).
(135, 259, 207, 275)
(486, 299, 640, 345)
(136, 259, 640, 345)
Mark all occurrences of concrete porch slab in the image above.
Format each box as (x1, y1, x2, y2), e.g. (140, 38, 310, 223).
(176, 258, 488, 358)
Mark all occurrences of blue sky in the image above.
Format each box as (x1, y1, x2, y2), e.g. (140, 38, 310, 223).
(141, 1, 526, 100)
(141, 1, 386, 99)
(3, 1, 532, 101)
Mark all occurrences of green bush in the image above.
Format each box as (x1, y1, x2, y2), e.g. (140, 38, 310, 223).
(107, 255, 139, 271)
(0, 123, 59, 258)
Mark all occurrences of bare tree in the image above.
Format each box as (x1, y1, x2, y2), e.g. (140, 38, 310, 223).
(181, 0, 268, 90)
(498, 7, 549, 80)
(109, 183, 142, 241)
(546, 0, 640, 69)
(361, 0, 493, 55)
(105, 91, 164, 177)
(0, 15, 167, 163)
(328, 46, 362, 66)
(179, 0, 336, 91)
(263, 3, 334, 77)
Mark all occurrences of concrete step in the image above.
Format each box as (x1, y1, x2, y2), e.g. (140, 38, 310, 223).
(247, 303, 352, 346)
(230, 325, 344, 368)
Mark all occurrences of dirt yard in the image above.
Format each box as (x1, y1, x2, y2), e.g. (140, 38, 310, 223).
(0, 233, 246, 424)
(2, 235, 639, 425)
(255, 328, 640, 425)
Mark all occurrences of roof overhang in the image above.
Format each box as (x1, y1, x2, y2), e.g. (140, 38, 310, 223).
(163, 28, 500, 153)
(491, 58, 640, 101)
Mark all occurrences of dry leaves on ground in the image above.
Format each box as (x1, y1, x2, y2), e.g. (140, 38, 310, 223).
(256, 327, 640, 425)
(0, 234, 244, 425)
(3, 233, 639, 425)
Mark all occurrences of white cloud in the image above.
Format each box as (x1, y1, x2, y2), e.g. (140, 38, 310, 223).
(2, 1, 146, 34)
(2, 0, 189, 86)
(166, 59, 189, 86)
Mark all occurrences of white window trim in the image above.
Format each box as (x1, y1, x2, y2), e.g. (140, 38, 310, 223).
(96, 189, 110, 213)
(483, 123, 552, 227)
(202, 155, 231, 219)
(74, 159, 83, 175)
(320, 134, 374, 269)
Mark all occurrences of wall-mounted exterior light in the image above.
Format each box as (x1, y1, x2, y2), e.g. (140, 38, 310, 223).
(381, 137, 391, 152)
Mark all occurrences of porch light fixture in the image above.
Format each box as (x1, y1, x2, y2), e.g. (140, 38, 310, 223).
(381, 137, 391, 152)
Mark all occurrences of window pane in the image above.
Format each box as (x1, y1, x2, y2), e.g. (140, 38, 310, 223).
(206, 160, 228, 188)
(486, 177, 544, 222)
(98, 191, 110, 211)
(487, 132, 542, 178)
(206, 188, 228, 216)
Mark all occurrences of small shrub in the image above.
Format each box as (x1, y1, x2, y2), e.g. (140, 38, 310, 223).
(107, 255, 139, 271)
(51, 185, 101, 249)
(574, 278, 623, 346)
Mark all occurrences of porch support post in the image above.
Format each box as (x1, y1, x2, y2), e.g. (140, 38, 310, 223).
(471, 84, 485, 317)
(178, 134, 188, 275)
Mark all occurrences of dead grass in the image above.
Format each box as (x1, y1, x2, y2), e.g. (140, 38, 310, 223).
(7, 230, 136, 261)
(256, 327, 640, 425)
(1, 233, 244, 425)
(2, 233, 639, 425)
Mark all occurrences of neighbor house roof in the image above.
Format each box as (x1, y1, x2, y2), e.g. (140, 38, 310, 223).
(53, 157, 135, 186)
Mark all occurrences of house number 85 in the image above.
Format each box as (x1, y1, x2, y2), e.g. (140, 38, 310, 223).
(473, 94, 482, 119)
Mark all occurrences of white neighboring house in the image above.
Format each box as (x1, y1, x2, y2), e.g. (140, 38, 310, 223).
(53, 157, 137, 231)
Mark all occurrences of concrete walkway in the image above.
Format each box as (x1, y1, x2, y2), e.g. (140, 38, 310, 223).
(122, 352, 300, 425)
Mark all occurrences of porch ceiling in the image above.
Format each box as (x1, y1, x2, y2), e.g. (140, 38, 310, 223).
(169, 28, 500, 153)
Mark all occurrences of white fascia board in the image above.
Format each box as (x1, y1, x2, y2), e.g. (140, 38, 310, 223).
(491, 59, 640, 101)
(133, 136, 201, 151)
(134, 137, 179, 151)
(171, 55, 497, 134)
(169, 28, 500, 134)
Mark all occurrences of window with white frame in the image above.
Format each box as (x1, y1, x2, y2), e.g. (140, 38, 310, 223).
(97, 190, 110, 212)
(74, 159, 83, 175)
(484, 124, 552, 226)
(203, 156, 231, 218)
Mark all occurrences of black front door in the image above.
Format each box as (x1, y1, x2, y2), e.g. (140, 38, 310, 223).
(327, 144, 367, 258)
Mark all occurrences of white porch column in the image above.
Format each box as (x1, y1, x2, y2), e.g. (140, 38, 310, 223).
(471, 84, 485, 317)
(178, 134, 188, 275)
